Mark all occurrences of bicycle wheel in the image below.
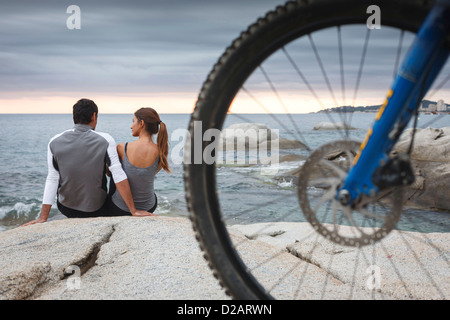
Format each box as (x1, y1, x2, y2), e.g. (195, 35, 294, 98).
(185, 0, 450, 299)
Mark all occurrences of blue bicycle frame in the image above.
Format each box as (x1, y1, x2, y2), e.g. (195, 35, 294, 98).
(338, 0, 450, 205)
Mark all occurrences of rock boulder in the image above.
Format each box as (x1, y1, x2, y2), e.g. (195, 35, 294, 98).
(393, 127, 450, 210)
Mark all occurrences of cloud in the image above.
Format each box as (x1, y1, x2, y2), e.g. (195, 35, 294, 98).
(0, 0, 448, 113)
(0, 0, 287, 96)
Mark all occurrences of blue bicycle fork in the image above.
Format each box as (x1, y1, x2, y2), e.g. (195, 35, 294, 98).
(337, 0, 450, 205)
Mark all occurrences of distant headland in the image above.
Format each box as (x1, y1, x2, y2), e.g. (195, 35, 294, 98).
(316, 99, 450, 114)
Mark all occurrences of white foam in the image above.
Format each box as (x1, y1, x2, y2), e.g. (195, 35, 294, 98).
(277, 178, 295, 188)
(0, 202, 37, 219)
(154, 195, 172, 215)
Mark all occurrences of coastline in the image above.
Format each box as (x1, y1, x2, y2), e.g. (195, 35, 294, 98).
(1, 114, 449, 231)
(0, 215, 448, 300)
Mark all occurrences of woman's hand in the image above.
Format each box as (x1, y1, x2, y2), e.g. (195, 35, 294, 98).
(132, 210, 157, 217)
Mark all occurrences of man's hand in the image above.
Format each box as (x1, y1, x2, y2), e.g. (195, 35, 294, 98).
(20, 217, 48, 227)
(20, 204, 51, 227)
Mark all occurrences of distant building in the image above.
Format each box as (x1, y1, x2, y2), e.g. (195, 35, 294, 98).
(428, 103, 437, 112)
(436, 99, 446, 112)
(419, 100, 448, 113)
(419, 101, 430, 112)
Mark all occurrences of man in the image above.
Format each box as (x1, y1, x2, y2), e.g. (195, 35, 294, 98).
(22, 99, 152, 226)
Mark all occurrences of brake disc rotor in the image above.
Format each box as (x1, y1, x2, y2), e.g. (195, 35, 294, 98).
(297, 140, 403, 247)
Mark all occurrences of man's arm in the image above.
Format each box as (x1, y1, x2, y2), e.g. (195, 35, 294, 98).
(21, 204, 51, 226)
(21, 142, 60, 226)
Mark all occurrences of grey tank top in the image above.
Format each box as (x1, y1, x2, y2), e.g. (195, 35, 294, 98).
(112, 143, 159, 212)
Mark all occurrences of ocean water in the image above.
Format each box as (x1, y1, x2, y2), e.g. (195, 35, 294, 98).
(0, 112, 449, 233)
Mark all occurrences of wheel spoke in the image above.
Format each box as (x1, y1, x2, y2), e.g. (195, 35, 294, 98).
(187, 1, 447, 299)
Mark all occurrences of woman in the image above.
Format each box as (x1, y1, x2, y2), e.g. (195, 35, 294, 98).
(109, 107, 170, 216)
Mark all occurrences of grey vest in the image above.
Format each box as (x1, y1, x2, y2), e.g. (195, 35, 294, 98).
(50, 124, 110, 211)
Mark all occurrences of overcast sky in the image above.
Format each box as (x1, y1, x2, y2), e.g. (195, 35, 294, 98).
(0, 0, 289, 113)
(0, 0, 448, 113)
(1, 0, 290, 93)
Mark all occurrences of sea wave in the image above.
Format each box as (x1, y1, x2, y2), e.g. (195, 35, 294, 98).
(0, 202, 39, 221)
(276, 178, 295, 188)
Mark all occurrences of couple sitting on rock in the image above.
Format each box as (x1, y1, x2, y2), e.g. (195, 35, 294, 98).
(22, 98, 171, 227)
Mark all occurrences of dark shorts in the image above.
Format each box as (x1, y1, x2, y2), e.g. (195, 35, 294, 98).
(57, 200, 110, 218)
(107, 178, 158, 216)
(107, 194, 158, 216)
(57, 194, 158, 218)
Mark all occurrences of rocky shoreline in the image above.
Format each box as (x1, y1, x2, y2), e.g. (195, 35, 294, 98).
(394, 127, 450, 211)
(222, 123, 450, 211)
(0, 216, 448, 300)
(1, 125, 448, 300)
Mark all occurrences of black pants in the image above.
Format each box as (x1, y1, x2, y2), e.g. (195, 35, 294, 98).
(57, 200, 110, 218)
(58, 195, 158, 218)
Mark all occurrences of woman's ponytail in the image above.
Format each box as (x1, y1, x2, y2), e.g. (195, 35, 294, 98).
(134, 107, 171, 173)
(157, 121, 171, 173)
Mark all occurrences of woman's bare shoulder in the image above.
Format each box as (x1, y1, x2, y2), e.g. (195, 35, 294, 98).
(128, 140, 159, 167)
(116, 142, 125, 160)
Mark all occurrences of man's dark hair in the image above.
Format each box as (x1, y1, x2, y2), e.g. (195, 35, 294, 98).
(73, 99, 98, 124)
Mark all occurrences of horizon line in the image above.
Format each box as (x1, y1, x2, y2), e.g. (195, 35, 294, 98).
(0, 112, 318, 115)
